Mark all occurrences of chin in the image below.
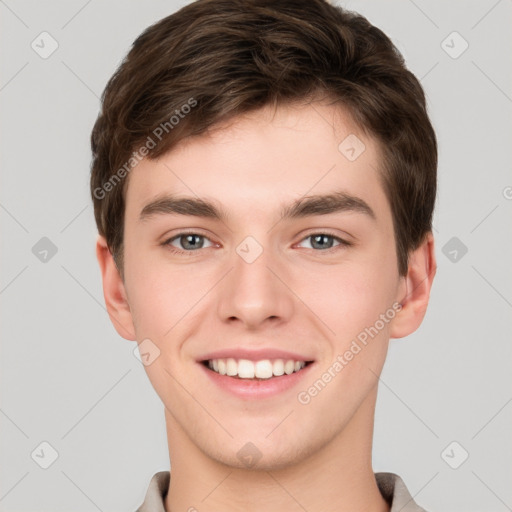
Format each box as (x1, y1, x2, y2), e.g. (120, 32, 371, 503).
(200, 431, 317, 472)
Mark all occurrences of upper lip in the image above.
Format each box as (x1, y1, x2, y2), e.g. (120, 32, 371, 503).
(198, 348, 315, 363)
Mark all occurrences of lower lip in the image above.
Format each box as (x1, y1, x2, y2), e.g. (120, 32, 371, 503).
(199, 362, 315, 399)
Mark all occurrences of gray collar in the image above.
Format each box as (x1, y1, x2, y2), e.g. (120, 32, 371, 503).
(136, 471, 428, 512)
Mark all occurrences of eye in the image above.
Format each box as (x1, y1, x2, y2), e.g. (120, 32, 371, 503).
(163, 232, 215, 253)
(161, 231, 352, 256)
(297, 232, 351, 251)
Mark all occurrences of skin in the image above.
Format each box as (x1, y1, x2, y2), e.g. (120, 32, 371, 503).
(96, 101, 436, 512)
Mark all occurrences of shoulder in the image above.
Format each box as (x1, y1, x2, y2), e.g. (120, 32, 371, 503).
(375, 472, 430, 512)
(135, 471, 170, 512)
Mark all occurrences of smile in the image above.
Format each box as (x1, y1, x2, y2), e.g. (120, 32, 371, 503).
(204, 358, 311, 380)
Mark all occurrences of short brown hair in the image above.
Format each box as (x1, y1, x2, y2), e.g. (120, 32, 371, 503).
(90, 0, 437, 277)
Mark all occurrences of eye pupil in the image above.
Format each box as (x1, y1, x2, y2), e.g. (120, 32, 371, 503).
(311, 234, 334, 250)
(181, 234, 203, 250)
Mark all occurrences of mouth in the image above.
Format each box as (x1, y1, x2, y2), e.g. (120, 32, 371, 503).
(201, 358, 315, 381)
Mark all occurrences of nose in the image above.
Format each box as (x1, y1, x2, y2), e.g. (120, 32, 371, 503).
(216, 240, 295, 329)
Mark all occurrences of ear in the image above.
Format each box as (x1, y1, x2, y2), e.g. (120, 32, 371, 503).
(390, 231, 436, 339)
(95, 235, 136, 340)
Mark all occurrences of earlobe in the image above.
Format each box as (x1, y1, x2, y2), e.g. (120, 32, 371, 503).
(390, 232, 436, 339)
(95, 235, 136, 341)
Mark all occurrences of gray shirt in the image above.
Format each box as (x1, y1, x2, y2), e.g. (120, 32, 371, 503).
(135, 471, 429, 511)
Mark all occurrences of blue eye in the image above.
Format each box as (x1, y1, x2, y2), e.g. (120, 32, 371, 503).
(297, 233, 351, 251)
(164, 233, 214, 253)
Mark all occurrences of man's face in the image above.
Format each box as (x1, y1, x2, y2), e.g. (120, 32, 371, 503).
(120, 102, 406, 469)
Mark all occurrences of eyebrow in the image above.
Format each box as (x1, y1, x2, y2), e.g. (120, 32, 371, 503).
(139, 190, 376, 223)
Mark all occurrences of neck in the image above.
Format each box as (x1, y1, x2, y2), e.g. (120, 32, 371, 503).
(164, 385, 389, 512)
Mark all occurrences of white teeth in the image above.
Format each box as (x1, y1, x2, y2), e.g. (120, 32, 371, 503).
(255, 360, 273, 379)
(284, 360, 295, 375)
(238, 359, 255, 378)
(272, 359, 284, 376)
(206, 358, 307, 379)
(226, 358, 238, 376)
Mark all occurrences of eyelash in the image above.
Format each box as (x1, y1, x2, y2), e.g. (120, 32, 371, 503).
(161, 230, 353, 256)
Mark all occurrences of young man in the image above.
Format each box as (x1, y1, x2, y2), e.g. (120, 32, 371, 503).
(90, 0, 437, 510)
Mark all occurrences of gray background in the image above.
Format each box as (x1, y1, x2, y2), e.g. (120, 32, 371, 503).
(1, 0, 511, 510)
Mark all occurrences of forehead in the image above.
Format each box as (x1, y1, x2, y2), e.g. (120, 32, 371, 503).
(124, 102, 390, 226)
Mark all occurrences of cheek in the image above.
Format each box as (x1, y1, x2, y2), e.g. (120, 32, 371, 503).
(297, 266, 397, 411)
(123, 248, 215, 339)
(126, 274, 181, 338)
(300, 255, 398, 342)
(123, 243, 173, 337)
